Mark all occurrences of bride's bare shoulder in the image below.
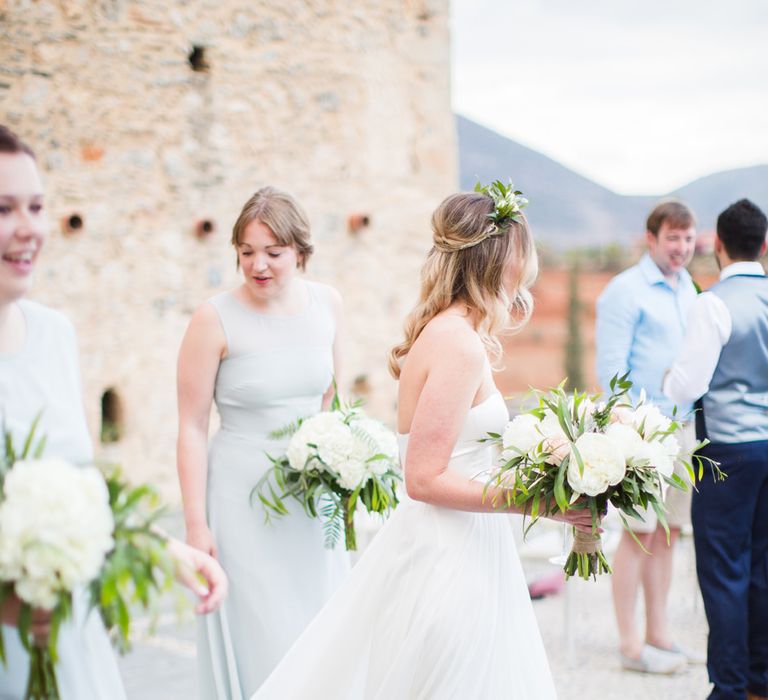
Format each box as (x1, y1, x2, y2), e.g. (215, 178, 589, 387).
(413, 314, 485, 365)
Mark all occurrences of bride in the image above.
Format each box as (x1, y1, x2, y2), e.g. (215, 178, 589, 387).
(253, 186, 594, 699)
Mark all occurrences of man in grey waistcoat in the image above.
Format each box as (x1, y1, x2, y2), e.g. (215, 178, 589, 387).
(663, 198, 768, 700)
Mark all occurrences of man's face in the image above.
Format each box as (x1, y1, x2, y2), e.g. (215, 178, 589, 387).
(646, 221, 696, 278)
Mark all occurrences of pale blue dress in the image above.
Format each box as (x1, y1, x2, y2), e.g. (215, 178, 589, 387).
(199, 281, 350, 699)
(0, 300, 125, 700)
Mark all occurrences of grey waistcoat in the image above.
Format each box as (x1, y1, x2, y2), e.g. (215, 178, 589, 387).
(699, 274, 768, 444)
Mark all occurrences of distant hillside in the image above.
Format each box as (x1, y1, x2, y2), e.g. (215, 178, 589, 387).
(457, 115, 768, 249)
(672, 165, 768, 229)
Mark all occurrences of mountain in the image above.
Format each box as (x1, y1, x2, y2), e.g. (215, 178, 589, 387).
(457, 115, 768, 248)
(671, 166, 768, 230)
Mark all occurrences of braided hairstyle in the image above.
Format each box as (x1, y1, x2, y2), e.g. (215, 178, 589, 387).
(388, 191, 537, 378)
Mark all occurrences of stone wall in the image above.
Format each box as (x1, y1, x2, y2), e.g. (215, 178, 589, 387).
(0, 0, 457, 499)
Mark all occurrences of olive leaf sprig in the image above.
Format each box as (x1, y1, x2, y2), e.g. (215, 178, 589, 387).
(474, 179, 528, 225)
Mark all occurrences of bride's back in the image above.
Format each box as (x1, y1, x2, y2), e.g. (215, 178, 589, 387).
(396, 309, 492, 436)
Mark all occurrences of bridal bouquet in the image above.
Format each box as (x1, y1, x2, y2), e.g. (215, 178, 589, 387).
(0, 417, 174, 699)
(487, 374, 722, 580)
(253, 396, 401, 551)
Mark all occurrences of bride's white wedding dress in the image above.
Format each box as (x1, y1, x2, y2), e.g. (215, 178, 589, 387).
(252, 392, 558, 699)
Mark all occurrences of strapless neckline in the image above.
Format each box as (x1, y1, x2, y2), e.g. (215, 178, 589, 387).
(396, 391, 503, 437)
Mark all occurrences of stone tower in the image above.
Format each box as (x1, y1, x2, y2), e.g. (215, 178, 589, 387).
(0, 0, 457, 497)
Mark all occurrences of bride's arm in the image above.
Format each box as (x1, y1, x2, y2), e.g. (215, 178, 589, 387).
(403, 325, 491, 511)
(404, 325, 593, 532)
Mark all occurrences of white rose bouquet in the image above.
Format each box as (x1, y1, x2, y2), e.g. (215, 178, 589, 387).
(488, 374, 724, 580)
(252, 396, 401, 551)
(0, 417, 174, 699)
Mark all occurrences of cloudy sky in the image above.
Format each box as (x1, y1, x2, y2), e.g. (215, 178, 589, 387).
(450, 0, 768, 195)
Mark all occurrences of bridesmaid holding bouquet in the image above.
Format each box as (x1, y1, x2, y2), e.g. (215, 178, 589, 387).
(177, 187, 349, 698)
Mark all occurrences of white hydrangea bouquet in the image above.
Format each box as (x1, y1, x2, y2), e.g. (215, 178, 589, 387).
(0, 458, 113, 698)
(487, 374, 723, 580)
(0, 417, 174, 700)
(252, 396, 401, 551)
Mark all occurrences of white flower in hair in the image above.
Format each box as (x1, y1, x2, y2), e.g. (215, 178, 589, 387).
(474, 179, 529, 227)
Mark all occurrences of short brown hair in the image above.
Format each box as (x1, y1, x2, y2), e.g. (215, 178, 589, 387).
(0, 125, 36, 159)
(646, 199, 695, 236)
(231, 186, 313, 270)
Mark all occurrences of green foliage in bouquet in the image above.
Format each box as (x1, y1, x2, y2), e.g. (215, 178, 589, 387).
(0, 413, 46, 485)
(91, 467, 175, 654)
(252, 394, 401, 551)
(486, 374, 724, 581)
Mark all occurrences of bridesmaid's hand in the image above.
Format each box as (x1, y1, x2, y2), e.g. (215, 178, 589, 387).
(186, 522, 217, 558)
(549, 507, 599, 534)
(0, 594, 52, 643)
(167, 538, 229, 614)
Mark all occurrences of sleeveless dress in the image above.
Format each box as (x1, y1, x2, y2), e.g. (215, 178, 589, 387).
(252, 392, 558, 700)
(199, 282, 350, 699)
(0, 300, 125, 700)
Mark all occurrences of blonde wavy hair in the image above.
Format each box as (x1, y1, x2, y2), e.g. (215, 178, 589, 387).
(388, 191, 538, 378)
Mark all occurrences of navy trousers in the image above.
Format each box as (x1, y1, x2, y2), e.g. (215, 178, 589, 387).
(692, 440, 768, 700)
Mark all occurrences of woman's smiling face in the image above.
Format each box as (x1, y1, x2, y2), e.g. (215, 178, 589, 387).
(0, 152, 47, 305)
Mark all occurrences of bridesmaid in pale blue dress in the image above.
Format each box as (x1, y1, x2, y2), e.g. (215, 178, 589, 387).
(0, 125, 227, 699)
(177, 187, 350, 698)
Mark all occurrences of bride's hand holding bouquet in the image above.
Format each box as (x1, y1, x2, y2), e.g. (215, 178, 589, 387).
(486, 373, 724, 580)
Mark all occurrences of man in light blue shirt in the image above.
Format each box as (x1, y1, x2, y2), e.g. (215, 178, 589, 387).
(596, 200, 699, 674)
(596, 253, 697, 418)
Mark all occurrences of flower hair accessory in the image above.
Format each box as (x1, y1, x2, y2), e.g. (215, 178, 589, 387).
(433, 180, 529, 252)
(474, 179, 528, 227)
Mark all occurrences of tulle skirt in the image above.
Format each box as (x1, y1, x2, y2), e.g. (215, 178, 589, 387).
(252, 497, 557, 699)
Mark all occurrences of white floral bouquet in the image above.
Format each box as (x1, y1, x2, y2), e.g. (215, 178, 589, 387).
(0, 417, 174, 699)
(252, 396, 401, 551)
(0, 459, 113, 697)
(487, 374, 723, 580)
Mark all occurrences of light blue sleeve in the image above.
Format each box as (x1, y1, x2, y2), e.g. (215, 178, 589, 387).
(595, 278, 639, 394)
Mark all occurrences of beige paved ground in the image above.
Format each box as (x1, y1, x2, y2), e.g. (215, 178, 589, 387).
(532, 535, 710, 700)
(120, 519, 711, 699)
